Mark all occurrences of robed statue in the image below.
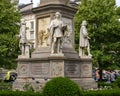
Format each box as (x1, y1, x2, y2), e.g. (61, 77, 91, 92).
(17, 19, 29, 57)
(50, 12, 67, 54)
(79, 20, 92, 57)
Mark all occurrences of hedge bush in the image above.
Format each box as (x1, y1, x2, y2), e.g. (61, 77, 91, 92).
(98, 81, 113, 89)
(42, 77, 81, 96)
(0, 81, 12, 91)
(113, 77, 120, 88)
(83, 89, 120, 96)
(0, 89, 120, 96)
(0, 91, 41, 96)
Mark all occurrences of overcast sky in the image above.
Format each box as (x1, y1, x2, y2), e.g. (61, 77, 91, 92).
(116, 0, 120, 6)
(19, 0, 120, 7)
(19, 0, 40, 7)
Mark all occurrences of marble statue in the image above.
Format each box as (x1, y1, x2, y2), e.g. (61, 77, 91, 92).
(17, 19, 29, 57)
(50, 12, 67, 54)
(79, 20, 92, 57)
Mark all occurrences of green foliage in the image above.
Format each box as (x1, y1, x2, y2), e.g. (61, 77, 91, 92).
(75, 0, 120, 69)
(0, 34, 20, 69)
(0, 81, 12, 91)
(113, 77, 120, 88)
(116, 6, 120, 17)
(23, 82, 34, 92)
(98, 81, 114, 88)
(0, 91, 41, 96)
(0, 0, 20, 35)
(83, 89, 120, 96)
(1, 88, 120, 96)
(42, 77, 81, 96)
(0, 0, 21, 69)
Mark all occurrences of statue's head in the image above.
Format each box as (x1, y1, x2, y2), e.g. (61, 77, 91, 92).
(55, 12, 61, 19)
(21, 19, 26, 24)
(81, 20, 87, 26)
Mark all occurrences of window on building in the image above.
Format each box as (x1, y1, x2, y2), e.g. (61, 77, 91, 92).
(30, 21, 34, 40)
(30, 32, 34, 40)
(30, 21, 34, 30)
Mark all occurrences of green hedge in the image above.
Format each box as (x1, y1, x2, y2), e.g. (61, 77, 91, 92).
(83, 89, 120, 96)
(0, 89, 120, 96)
(98, 77, 120, 89)
(0, 82, 12, 91)
(113, 77, 120, 88)
(0, 91, 42, 96)
(42, 77, 81, 96)
(98, 81, 114, 88)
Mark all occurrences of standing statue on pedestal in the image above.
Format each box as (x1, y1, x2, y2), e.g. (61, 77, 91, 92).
(17, 19, 30, 58)
(79, 20, 92, 57)
(50, 12, 67, 54)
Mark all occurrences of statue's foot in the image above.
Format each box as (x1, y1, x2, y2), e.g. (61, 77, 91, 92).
(88, 54, 92, 57)
(51, 51, 54, 54)
(57, 51, 63, 54)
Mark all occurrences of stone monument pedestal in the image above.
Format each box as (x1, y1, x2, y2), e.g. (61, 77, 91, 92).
(13, 0, 97, 91)
(13, 54, 97, 90)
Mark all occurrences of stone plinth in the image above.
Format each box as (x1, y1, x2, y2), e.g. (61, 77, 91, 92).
(13, 55, 97, 90)
(73, 57, 97, 89)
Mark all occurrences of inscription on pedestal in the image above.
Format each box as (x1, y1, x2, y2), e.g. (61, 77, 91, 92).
(65, 63, 80, 77)
(31, 62, 50, 77)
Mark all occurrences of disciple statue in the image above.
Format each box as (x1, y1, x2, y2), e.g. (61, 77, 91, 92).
(79, 20, 92, 57)
(50, 12, 67, 54)
(17, 19, 28, 56)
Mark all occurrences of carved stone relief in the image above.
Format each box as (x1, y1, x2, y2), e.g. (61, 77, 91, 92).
(62, 18, 73, 48)
(18, 64, 29, 76)
(38, 17, 50, 47)
(81, 64, 92, 77)
(51, 61, 64, 77)
(38, 30, 50, 47)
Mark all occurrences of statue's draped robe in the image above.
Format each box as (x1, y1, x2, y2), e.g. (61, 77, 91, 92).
(50, 19, 64, 39)
(20, 22, 27, 44)
(79, 25, 88, 48)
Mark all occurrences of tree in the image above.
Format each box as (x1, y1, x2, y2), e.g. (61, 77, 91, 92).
(75, 0, 120, 70)
(116, 6, 120, 17)
(0, 0, 21, 69)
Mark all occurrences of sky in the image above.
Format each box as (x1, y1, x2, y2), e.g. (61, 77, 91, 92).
(19, 0, 120, 7)
(19, 0, 40, 7)
(116, 0, 120, 6)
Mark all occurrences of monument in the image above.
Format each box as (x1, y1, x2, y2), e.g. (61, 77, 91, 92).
(13, 0, 97, 90)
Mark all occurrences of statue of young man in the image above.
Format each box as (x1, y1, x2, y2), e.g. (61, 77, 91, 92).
(50, 12, 66, 54)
